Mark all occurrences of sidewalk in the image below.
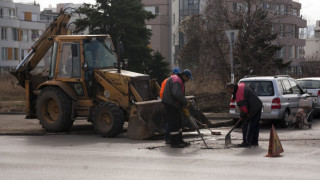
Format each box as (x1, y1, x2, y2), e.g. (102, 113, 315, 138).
(0, 113, 233, 135)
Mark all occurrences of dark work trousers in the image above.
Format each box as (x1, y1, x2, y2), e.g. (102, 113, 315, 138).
(242, 109, 262, 144)
(164, 104, 182, 143)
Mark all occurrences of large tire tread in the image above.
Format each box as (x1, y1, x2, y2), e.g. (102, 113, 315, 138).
(36, 86, 73, 132)
(93, 102, 125, 137)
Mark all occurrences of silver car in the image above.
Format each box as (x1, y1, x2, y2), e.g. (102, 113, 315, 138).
(229, 75, 310, 127)
(296, 77, 320, 114)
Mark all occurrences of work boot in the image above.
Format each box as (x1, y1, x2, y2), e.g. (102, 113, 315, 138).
(178, 132, 190, 146)
(171, 142, 187, 148)
(170, 135, 187, 148)
(236, 141, 251, 148)
(251, 141, 259, 146)
(165, 140, 171, 145)
(179, 139, 190, 146)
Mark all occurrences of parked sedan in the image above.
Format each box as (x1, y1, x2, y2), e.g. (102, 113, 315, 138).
(296, 77, 320, 115)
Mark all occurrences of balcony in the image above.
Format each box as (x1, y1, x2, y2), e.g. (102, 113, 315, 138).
(277, 15, 307, 28)
(0, 16, 20, 27)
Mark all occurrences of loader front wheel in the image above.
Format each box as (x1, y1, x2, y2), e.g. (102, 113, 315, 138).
(93, 102, 125, 137)
(37, 87, 73, 132)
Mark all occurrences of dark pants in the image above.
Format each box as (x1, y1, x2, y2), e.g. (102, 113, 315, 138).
(242, 109, 261, 144)
(164, 104, 182, 143)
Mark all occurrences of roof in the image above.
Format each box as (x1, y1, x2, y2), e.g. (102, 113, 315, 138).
(241, 75, 292, 81)
(296, 77, 320, 81)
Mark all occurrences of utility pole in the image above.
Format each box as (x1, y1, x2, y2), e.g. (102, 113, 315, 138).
(225, 30, 238, 83)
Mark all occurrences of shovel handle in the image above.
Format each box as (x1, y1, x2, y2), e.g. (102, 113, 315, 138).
(226, 119, 241, 136)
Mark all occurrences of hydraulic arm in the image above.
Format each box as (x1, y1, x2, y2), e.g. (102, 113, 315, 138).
(10, 11, 71, 87)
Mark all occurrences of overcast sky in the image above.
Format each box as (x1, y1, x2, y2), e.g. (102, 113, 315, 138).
(14, 0, 319, 25)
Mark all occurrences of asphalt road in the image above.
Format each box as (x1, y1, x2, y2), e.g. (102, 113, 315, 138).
(0, 114, 320, 179)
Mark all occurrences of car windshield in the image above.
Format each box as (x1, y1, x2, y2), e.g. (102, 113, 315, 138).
(297, 80, 320, 89)
(241, 81, 274, 96)
(84, 37, 117, 69)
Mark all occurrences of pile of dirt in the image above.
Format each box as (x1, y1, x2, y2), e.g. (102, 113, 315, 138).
(194, 92, 231, 113)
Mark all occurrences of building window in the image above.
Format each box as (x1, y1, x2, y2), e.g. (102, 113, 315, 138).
(295, 46, 299, 58)
(12, 28, 19, 41)
(12, 48, 18, 60)
(1, 27, 7, 40)
(288, 45, 294, 58)
(279, 24, 285, 38)
(280, 5, 285, 15)
(1, 48, 8, 60)
(179, 0, 200, 20)
(263, 2, 269, 10)
(22, 29, 28, 42)
(21, 49, 29, 60)
(0, 9, 3, 18)
(1, 47, 18, 60)
(233, 3, 238, 12)
(292, 8, 298, 16)
(287, 25, 295, 38)
(276, 46, 286, 58)
(144, 6, 159, 15)
(31, 30, 39, 42)
(32, 13, 38, 21)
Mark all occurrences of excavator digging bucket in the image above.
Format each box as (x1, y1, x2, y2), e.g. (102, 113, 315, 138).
(127, 100, 166, 140)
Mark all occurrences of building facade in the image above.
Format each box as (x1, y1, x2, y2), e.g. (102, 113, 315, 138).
(143, 0, 204, 68)
(143, 0, 307, 75)
(142, 0, 170, 65)
(305, 20, 320, 61)
(0, 0, 45, 73)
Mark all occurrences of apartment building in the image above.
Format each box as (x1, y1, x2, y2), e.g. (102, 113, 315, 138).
(143, 0, 306, 75)
(305, 20, 320, 61)
(0, 0, 45, 73)
(142, 0, 170, 65)
(40, 3, 87, 35)
(142, 0, 204, 67)
(225, 0, 306, 76)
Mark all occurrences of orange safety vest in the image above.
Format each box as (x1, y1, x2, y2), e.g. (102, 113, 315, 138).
(159, 78, 169, 99)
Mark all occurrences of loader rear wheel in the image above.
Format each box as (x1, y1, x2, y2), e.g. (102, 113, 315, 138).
(93, 102, 125, 137)
(36, 87, 73, 132)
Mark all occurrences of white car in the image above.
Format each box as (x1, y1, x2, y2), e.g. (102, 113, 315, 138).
(296, 77, 320, 115)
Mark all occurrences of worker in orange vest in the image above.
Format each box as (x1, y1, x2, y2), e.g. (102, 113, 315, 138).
(160, 67, 181, 99)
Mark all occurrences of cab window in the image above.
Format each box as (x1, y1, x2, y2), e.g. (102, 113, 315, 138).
(58, 42, 81, 78)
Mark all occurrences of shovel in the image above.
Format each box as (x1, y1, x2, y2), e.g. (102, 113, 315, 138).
(188, 116, 212, 149)
(225, 119, 242, 146)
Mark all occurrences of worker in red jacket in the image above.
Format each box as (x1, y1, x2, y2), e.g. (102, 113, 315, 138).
(160, 67, 181, 144)
(162, 69, 193, 148)
(226, 82, 263, 147)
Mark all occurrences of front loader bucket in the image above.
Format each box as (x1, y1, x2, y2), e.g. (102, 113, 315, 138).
(127, 100, 166, 140)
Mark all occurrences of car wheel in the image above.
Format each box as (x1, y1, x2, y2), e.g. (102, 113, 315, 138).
(279, 110, 290, 128)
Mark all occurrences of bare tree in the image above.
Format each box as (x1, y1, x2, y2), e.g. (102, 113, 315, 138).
(301, 54, 320, 77)
(179, 0, 290, 87)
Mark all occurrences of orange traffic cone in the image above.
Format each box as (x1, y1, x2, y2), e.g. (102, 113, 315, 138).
(265, 125, 284, 157)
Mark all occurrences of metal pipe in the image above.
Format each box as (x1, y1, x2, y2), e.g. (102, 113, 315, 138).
(15, 49, 35, 71)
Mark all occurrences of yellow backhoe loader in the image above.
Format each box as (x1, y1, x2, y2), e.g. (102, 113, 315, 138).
(10, 11, 169, 139)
